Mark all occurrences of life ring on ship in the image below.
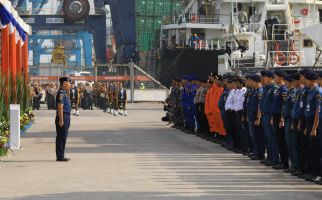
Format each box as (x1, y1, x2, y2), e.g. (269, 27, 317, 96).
(191, 15, 198, 23)
(301, 8, 309, 16)
(274, 52, 287, 65)
(293, 19, 301, 24)
(288, 52, 300, 65)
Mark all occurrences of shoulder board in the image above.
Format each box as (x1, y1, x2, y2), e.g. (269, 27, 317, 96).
(59, 93, 64, 101)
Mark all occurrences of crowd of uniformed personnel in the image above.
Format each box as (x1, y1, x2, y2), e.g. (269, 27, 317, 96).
(32, 81, 128, 116)
(92, 81, 128, 116)
(164, 69, 322, 185)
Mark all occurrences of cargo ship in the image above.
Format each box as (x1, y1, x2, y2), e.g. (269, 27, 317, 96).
(109, 0, 322, 87)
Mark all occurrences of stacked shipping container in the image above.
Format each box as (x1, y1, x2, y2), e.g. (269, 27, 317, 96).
(135, 0, 183, 52)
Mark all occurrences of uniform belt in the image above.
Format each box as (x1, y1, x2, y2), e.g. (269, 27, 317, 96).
(63, 112, 71, 116)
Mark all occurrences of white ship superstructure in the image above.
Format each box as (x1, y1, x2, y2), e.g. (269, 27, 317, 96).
(161, 0, 322, 74)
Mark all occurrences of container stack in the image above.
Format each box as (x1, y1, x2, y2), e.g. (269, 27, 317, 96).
(135, 0, 183, 52)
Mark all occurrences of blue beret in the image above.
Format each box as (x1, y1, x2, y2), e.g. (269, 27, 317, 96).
(260, 70, 274, 78)
(291, 72, 301, 81)
(284, 75, 293, 82)
(250, 74, 261, 83)
(318, 71, 322, 78)
(274, 69, 287, 78)
(304, 70, 319, 80)
(181, 75, 188, 80)
(299, 69, 310, 75)
(190, 76, 198, 81)
(245, 74, 251, 79)
(59, 77, 71, 83)
(183, 75, 193, 81)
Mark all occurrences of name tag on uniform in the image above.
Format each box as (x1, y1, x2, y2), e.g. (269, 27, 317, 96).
(307, 104, 310, 112)
(300, 101, 303, 108)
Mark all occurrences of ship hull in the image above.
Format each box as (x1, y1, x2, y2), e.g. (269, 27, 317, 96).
(158, 48, 226, 87)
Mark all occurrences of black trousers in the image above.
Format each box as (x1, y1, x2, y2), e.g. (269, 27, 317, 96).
(195, 103, 208, 133)
(305, 118, 321, 176)
(236, 111, 249, 153)
(241, 114, 250, 153)
(225, 110, 235, 147)
(55, 113, 71, 159)
(292, 120, 302, 171)
(234, 111, 243, 150)
(273, 114, 289, 166)
(199, 103, 209, 133)
(33, 96, 40, 110)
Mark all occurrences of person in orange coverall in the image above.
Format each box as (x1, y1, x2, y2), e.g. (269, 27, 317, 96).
(204, 74, 225, 141)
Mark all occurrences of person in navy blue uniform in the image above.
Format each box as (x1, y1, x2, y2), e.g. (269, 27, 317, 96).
(189, 77, 198, 132)
(247, 74, 264, 160)
(182, 76, 197, 133)
(55, 77, 72, 162)
(271, 70, 289, 169)
(297, 69, 311, 178)
(260, 70, 279, 166)
(303, 70, 321, 182)
(282, 74, 297, 173)
(240, 74, 252, 155)
(315, 71, 322, 185)
(218, 76, 229, 146)
(290, 72, 303, 176)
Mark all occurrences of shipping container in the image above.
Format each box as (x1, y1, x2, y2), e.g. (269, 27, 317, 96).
(135, 0, 184, 52)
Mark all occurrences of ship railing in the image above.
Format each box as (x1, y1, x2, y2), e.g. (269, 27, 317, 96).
(230, 56, 256, 70)
(187, 39, 225, 51)
(169, 13, 231, 25)
(268, 51, 304, 67)
(272, 24, 294, 41)
(232, 23, 268, 39)
(268, 0, 288, 5)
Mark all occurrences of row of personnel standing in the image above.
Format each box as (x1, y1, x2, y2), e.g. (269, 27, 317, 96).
(93, 81, 128, 116)
(165, 69, 322, 185)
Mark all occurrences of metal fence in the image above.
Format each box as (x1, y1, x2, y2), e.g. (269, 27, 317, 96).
(29, 63, 166, 90)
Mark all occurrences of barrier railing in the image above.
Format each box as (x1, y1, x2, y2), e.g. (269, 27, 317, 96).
(168, 14, 231, 25)
(268, 0, 288, 5)
(272, 24, 294, 40)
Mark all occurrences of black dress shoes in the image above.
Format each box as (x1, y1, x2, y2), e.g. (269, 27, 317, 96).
(272, 164, 288, 170)
(291, 170, 303, 176)
(56, 158, 70, 162)
(261, 160, 275, 166)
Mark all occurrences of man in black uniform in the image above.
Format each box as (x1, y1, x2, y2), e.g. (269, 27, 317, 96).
(118, 82, 128, 116)
(33, 83, 42, 110)
(56, 77, 72, 162)
(70, 82, 80, 116)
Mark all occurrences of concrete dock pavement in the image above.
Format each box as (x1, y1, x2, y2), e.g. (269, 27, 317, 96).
(0, 103, 322, 200)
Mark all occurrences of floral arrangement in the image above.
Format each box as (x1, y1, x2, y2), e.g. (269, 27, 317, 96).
(20, 109, 35, 132)
(0, 121, 10, 157)
(0, 73, 34, 157)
